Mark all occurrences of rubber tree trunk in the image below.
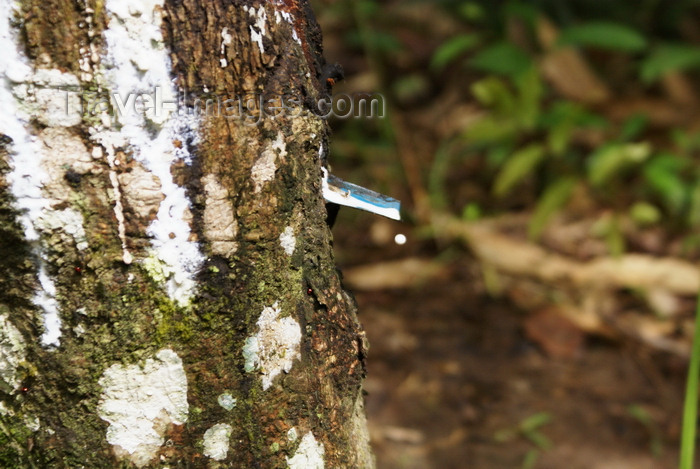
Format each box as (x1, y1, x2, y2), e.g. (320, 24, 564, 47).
(0, 0, 374, 467)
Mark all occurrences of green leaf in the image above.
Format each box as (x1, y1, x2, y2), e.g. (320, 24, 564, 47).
(493, 144, 546, 197)
(557, 21, 647, 52)
(486, 143, 514, 168)
(542, 101, 608, 131)
(587, 142, 651, 187)
(493, 428, 517, 443)
(605, 215, 626, 257)
(464, 116, 517, 144)
(428, 142, 453, 210)
(366, 31, 403, 52)
(393, 73, 430, 103)
(627, 404, 654, 426)
(470, 77, 516, 114)
(547, 121, 573, 156)
(469, 42, 532, 77)
(431, 34, 480, 70)
(514, 66, 542, 129)
(347, 30, 402, 52)
(593, 215, 626, 256)
(458, 2, 485, 21)
(519, 412, 553, 449)
(525, 431, 553, 450)
(688, 182, 700, 227)
(630, 202, 661, 226)
(541, 102, 586, 155)
(462, 202, 482, 221)
(522, 449, 540, 469)
(628, 405, 663, 458)
(356, 0, 380, 17)
(641, 44, 700, 83)
(643, 155, 688, 214)
(618, 114, 648, 142)
(671, 129, 700, 153)
(680, 287, 700, 469)
(645, 152, 688, 172)
(528, 178, 576, 240)
(503, 1, 539, 25)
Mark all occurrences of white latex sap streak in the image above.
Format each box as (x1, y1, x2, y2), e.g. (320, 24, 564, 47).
(0, 0, 61, 346)
(102, 0, 204, 305)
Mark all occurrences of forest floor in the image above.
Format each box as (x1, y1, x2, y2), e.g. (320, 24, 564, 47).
(333, 215, 689, 469)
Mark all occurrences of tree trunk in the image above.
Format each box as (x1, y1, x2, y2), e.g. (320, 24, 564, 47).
(0, 0, 374, 467)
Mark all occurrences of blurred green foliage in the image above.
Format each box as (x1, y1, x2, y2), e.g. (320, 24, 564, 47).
(429, 0, 700, 250)
(556, 21, 647, 52)
(319, 0, 700, 253)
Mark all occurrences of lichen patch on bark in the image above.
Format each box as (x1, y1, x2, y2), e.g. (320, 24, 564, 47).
(35, 209, 89, 252)
(243, 301, 302, 391)
(279, 225, 296, 256)
(251, 131, 287, 193)
(11, 69, 82, 128)
(97, 349, 189, 468)
(202, 423, 233, 461)
(286, 432, 325, 469)
(0, 314, 26, 394)
(217, 392, 237, 411)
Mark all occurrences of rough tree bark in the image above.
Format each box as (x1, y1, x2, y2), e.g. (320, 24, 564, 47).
(0, 0, 374, 467)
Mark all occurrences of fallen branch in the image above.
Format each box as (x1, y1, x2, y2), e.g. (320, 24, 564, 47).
(435, 214, 698, 356)
(440, 216, 699, 295)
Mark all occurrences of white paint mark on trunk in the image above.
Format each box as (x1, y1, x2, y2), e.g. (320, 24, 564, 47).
(98, 349, 189, 468)
(203, 423, 233, 461)
(287, 432, 325, 469)
(101, 0, 204, 305)
(243, 302, 301, 391)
